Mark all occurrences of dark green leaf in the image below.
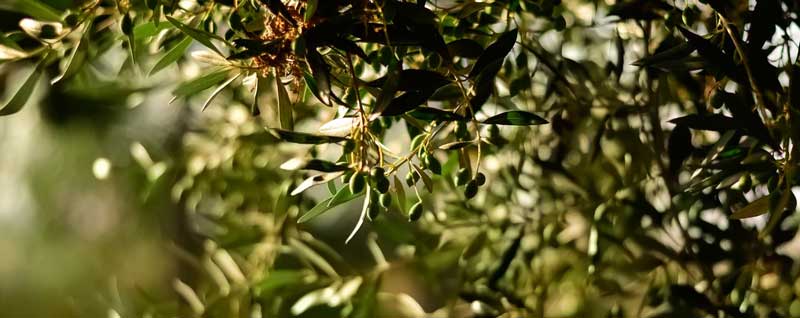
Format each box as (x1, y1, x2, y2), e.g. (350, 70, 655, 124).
(166, 16, 225, 55)
(408, 107, 465, 122)
(447, 39, 483, 59)
(469, 29, 517, 78)
(260, 0, 297, 27)
(268, 128, 349, 144)
(482, 111, 548, 126)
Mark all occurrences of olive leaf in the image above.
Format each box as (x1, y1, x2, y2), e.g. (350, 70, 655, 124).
(0, 60, 43, 116)
(482, 111, 548, 126)
(268, 128, 349, 144)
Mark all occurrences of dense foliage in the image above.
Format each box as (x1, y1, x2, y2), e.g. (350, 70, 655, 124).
(2, 0, 800, 317)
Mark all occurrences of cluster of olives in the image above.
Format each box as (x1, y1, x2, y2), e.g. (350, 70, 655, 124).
(345, 166, 393, 220)
(456, 168, 486, 199)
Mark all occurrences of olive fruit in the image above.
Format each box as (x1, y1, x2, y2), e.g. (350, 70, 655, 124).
(375, 176, 390, 193)
(370, 166, 385, 178)
(39, 24, 59, 39)
(409, 201, 424, 221)
(379, 193, 392, 209)
(349, 172, 365, 193)
(425, 155, 442, 175)
(475, 172, 486, 186)
(455, 168, 471, 186)
(464, 179, 479, 199)
(406, 170, 420, 186)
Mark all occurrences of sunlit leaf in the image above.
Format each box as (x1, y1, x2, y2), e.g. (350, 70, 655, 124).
(0, 61, 43, 116)
(150, 36, 192, 76)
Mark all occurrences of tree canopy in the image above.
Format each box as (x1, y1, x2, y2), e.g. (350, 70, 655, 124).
(1, 0, 800, 317)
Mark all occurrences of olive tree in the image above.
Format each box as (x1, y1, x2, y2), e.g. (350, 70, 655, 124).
(1, 0, 800, 317)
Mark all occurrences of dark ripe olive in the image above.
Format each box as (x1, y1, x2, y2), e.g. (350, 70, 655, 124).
(379, 193, 392, 209)
(121, 13, 134, 36)
(39, 24, 59, 39)
(204, 18, 217, 33)
(426, 155, 442, 175)
(475, 172, 486, 186)
(349, 172, 365, 193)
(464, 180, 479, 199)
(370, 166, 385, 178)
(64, 13, 79, 27)
(375, 176, 390, 193)
(409, 201, 424, 221)
(368, 201, 381, 221)
(455, 168, 471, 186)
(553, 15, 566, 31)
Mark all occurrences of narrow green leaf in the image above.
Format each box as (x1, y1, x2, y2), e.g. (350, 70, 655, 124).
(469, 29, 518, 78)
(171, 67, 230, 100)
(0, 0, 61, 21)
(201, 73, 240, 111)
(166, 16, 224, 55)
(52, 21, 92, 84)
(731, 196, 770, 219)
(254, 270, 307, 295)
(268, 128, 349, 144)
(439, 140, 475, 150)
(291, 172, 344, 196)
(149, 36, 192, 76)
(133, 21, 174, 39)
(482, 111, 549, 125)
(288, 238, 338, 277)
(304, 0, 318, 21)
(280, 158, 349, 172)
(275, 75, 294, 130)
(0, 61, 42, 116)
(328, 186, 356, 207)
(393, 175, 407, 219)
(298, 189, 363, 223)
(409, 107, 466, 122)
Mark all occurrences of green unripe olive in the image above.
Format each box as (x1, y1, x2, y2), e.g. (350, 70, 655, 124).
(368, 201, 381, 221)
(425, 155, 442, 175)
(475, 172, 486, 186)
(464, 179, 479, 199)
(39, 24, 59, 39)
(409, 201, 424, 221)
(410, 134, 425, 151)
(455, 168, 471, 186)
(379, 193, 392, 209)
(349, 173, 365, 193)
(406, 170, 420, 186)
(375, 176, 390, 193)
